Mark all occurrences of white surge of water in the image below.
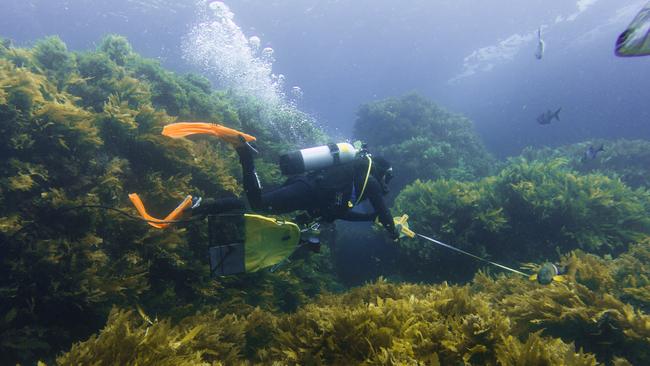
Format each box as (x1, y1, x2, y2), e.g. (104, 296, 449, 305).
(183, 1, 282, 104)
(183, 1, 307, 108)
(182, 1, 315, 143)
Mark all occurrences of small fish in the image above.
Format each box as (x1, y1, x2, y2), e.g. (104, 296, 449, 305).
(616, 2, 650, 57)
(536, 108, 562, 125)
(583, 144, 605, 161)
(535, 27, 545, 60)
(136, 304, 154, 325)
(529, 262, 566, 285)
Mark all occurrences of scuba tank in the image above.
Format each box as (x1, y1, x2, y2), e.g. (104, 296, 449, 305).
(279, 142, 358, 175)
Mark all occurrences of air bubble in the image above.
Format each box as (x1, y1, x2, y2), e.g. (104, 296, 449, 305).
(183, 1, 316, 143)
(248, 36, 261, 53)
(290, 86, 303, 99)
(261, 47, 275, 62)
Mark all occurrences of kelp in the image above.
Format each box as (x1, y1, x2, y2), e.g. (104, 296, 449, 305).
(56, 271, 621, 365)
(33, 36, 76, 89)
(521, 139, 650, 189)
(5, 34, 650, 365)
(98, 34, 133, 66)
(57, 308, 247, 366)
(613, 237, 650, 309)
(469, 240, 650, 364)
(51, 236, 650, 365)
(0, 35, 332, 365)
(353, 93, 495, 190)
(495, 332, 598, 366)
(393, 158, 650, 282)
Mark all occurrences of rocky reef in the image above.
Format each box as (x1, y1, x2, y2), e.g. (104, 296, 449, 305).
(353, 94, 495, 190)
(2, 35, 650, 365)
(521, 139, 650, 189)
(58, 240, 650, 365)
(393, 158, 650, 283)
(0, 35, 335, 365)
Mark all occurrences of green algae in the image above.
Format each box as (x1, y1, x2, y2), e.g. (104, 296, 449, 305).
(393, 158, 650, 282)
(521, 139, 650, 189)
(60, 250, 649, 365)
(353, 93, 495, 190)
(0, 35, 333, 365)
(58, 239, 650, 365)
(3, 34, 650, 366)
(55, 238, 650, 364)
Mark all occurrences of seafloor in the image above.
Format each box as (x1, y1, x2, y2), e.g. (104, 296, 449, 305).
(2, 36, 650, 365)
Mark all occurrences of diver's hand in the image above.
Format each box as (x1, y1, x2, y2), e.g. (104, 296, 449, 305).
(394, 223, 404, 237)
(388, 226, 400, 243)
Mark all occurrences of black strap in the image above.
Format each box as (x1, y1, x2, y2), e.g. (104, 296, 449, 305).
(328, 143, 340, 165)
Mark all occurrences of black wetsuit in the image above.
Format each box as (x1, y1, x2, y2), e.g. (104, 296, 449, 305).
(204, 151, 397, 237)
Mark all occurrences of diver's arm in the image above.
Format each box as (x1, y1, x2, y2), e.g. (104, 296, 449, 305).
(364, 178, 398, 238)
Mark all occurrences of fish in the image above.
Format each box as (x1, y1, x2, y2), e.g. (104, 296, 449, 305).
(616, 2, 650, 57)
(583, 144, 605, 161)
(536, 108, 562, 125)
(535, 27, 545, 60)
(136, 304, 154, 325)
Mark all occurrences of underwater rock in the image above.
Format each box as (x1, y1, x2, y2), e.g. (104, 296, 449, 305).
(353, 93, 495, 190)
(521, 139, 650, 189)
(0, 35, 331, 365)
(59, 254, 650, 365)
(392, 158, 650, 283)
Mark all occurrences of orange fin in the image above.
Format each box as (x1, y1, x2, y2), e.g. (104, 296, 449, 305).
(128, 193, 193, 229)
(162, 122, 256, 145)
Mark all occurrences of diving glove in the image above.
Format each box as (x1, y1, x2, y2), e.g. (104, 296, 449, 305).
(388, 225, 400, 242)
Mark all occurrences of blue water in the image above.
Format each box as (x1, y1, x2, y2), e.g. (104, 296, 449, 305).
(1, 0, 648, 157)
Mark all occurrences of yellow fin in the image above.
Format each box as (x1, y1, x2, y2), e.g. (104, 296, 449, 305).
(529, 274, 538, 281)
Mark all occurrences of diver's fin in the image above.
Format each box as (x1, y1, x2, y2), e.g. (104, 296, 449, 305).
(554, 108, 562, 121)
(529, 274, 538, 282)
(162, 122, 256, 145)
(552, 275, 567, 283)
(128, 193, 193, 229)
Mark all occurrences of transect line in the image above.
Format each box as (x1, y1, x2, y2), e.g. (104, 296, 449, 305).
(415, 233, 529, 277)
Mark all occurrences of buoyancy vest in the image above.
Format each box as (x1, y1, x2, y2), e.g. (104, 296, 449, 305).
(308, 158, 370, 221)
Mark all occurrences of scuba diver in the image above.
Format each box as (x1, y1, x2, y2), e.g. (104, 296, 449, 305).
(123, 122, 399, 276)
(189, 136, 400, 241)
(124, 123, 565, 281)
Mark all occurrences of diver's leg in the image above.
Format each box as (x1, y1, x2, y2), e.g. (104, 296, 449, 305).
(192, 196, 246, 216)
(235, 137, 314, 213)
(235, 141, 263, 209)
(256, 178, 317, 214)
